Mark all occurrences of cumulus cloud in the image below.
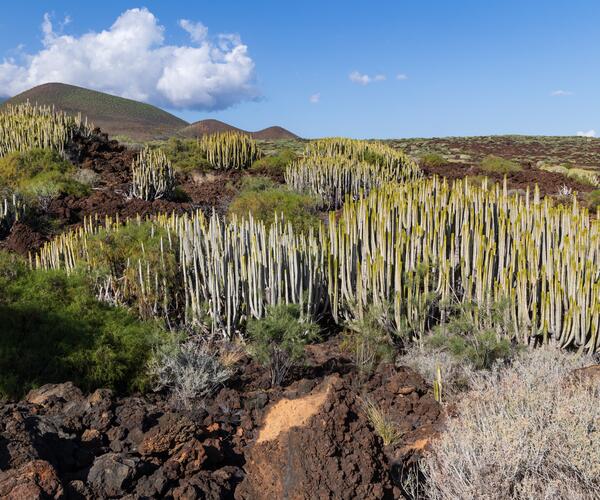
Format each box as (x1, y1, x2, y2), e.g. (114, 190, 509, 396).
(551, 90, 573, 96)
(396, 73, 408, 80)
(349, 71, 386, 85)
(179, 19, 208, 43)
(577, 129, 596, 137)
(0, 8, 259, 110)
(309, 92, 320, 104)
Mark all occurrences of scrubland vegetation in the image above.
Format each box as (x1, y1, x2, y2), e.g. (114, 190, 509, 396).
(423, 347, 599, 499)
(0, 103, 598, 498)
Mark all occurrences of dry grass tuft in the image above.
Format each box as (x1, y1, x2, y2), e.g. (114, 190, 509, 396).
(359, 397, 402, 447)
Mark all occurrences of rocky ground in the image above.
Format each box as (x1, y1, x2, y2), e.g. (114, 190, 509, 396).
(0, 340, 443, 499)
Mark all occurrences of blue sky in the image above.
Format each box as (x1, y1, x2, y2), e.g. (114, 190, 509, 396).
(0, 1, 598, 138)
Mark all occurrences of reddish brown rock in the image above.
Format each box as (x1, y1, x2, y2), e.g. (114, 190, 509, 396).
(0, 460, 63, 499)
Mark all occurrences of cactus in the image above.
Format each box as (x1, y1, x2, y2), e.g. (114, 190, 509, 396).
(130, 147, 175, 201)
(327, 177, 599, 353)
(306, 137, 422, 180)
(33, 175, 600, 352)
(200, 131, 262, 170)
(433, 365, 443, 403)
(0, 194, 25, 234)
(0, 101, 92, 157)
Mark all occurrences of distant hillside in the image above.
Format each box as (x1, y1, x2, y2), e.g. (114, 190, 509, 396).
(3, 83, 188, 141)
(180, 119, 299, 140)
(2, 83, 299, 142)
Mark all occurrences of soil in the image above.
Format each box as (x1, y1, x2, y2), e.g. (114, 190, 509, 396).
(0, 339, 444, 499)
(421, 162, 595, 198)
(0, 131, 244, 256)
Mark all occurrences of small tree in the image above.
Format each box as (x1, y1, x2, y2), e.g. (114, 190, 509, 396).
(247, 304, 320, 387)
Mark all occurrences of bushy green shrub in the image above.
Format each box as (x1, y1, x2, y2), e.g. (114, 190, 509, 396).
(247, 304, 320, 386)
(480, 155, 522, 175)
(250, 149, 296, 176)
(0, 148, 89, 204)
(420, 153, 446, 168)
(0, 251, 168, 399)
(238, 175, 278, 192)
(426, 299, 516, 370)
(159, 138, 210, 173)
(84, 221, 180, 319)
(587, 189, 600, 212)
(228, 177, 321, 233)
(342, 306, 394, 376)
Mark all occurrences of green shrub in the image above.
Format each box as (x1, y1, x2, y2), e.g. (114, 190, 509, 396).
(239, 175, 278, 192)
(420, 153, 446, 168)
(0, 251, 168, 399)
(250, 149, 297, 176)
(84, 221, 180, 319)
(587, 189, 600, 212)
(480, 155, 522, 175)
(159, 138, 210, 173)
(426, 299, 516, 370)
(0, 148, 89, 204)
(341, 306, 394, 376)
(228, 180, 321, 233)
(247, 304, 320, 386)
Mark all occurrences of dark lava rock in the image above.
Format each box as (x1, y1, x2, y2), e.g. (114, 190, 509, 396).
(87, 452, 140, 497)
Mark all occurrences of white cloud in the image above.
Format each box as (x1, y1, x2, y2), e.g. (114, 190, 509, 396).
(309, 92, 320, 104)
(0, 9, 258, 111)
(396, 73, 408, 80)
(577, 129, 596, 137)
(179, 19, 208, 43)
(349, 71, 386, 85)
(551, 90, 573, 96)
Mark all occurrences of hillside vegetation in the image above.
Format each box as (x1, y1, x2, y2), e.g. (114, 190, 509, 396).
(0, 102, 598, 499)
(4, 83, 187, 141)
(3, 83, 299, 141)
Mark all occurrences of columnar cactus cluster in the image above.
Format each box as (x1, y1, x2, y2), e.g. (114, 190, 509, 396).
(285, 138, 422, 208)
(285, 156, 407, 209)
(34, 211, 329, 337)
(0, 102, 92, 157)
(130, 147, 175, 200)
(306, 137, 422, 180)
(327, 177, 599, 352)
(200, 131, 262, 170)
(33, 174, 600, 352)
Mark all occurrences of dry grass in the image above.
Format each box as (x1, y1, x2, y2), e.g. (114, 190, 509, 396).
(359, 397, 402, 446)
(423, 346, 599, 499)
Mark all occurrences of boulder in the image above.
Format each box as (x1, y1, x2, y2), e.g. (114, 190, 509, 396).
(87, 452, 140, 497)
(0, 460, 63, 499)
